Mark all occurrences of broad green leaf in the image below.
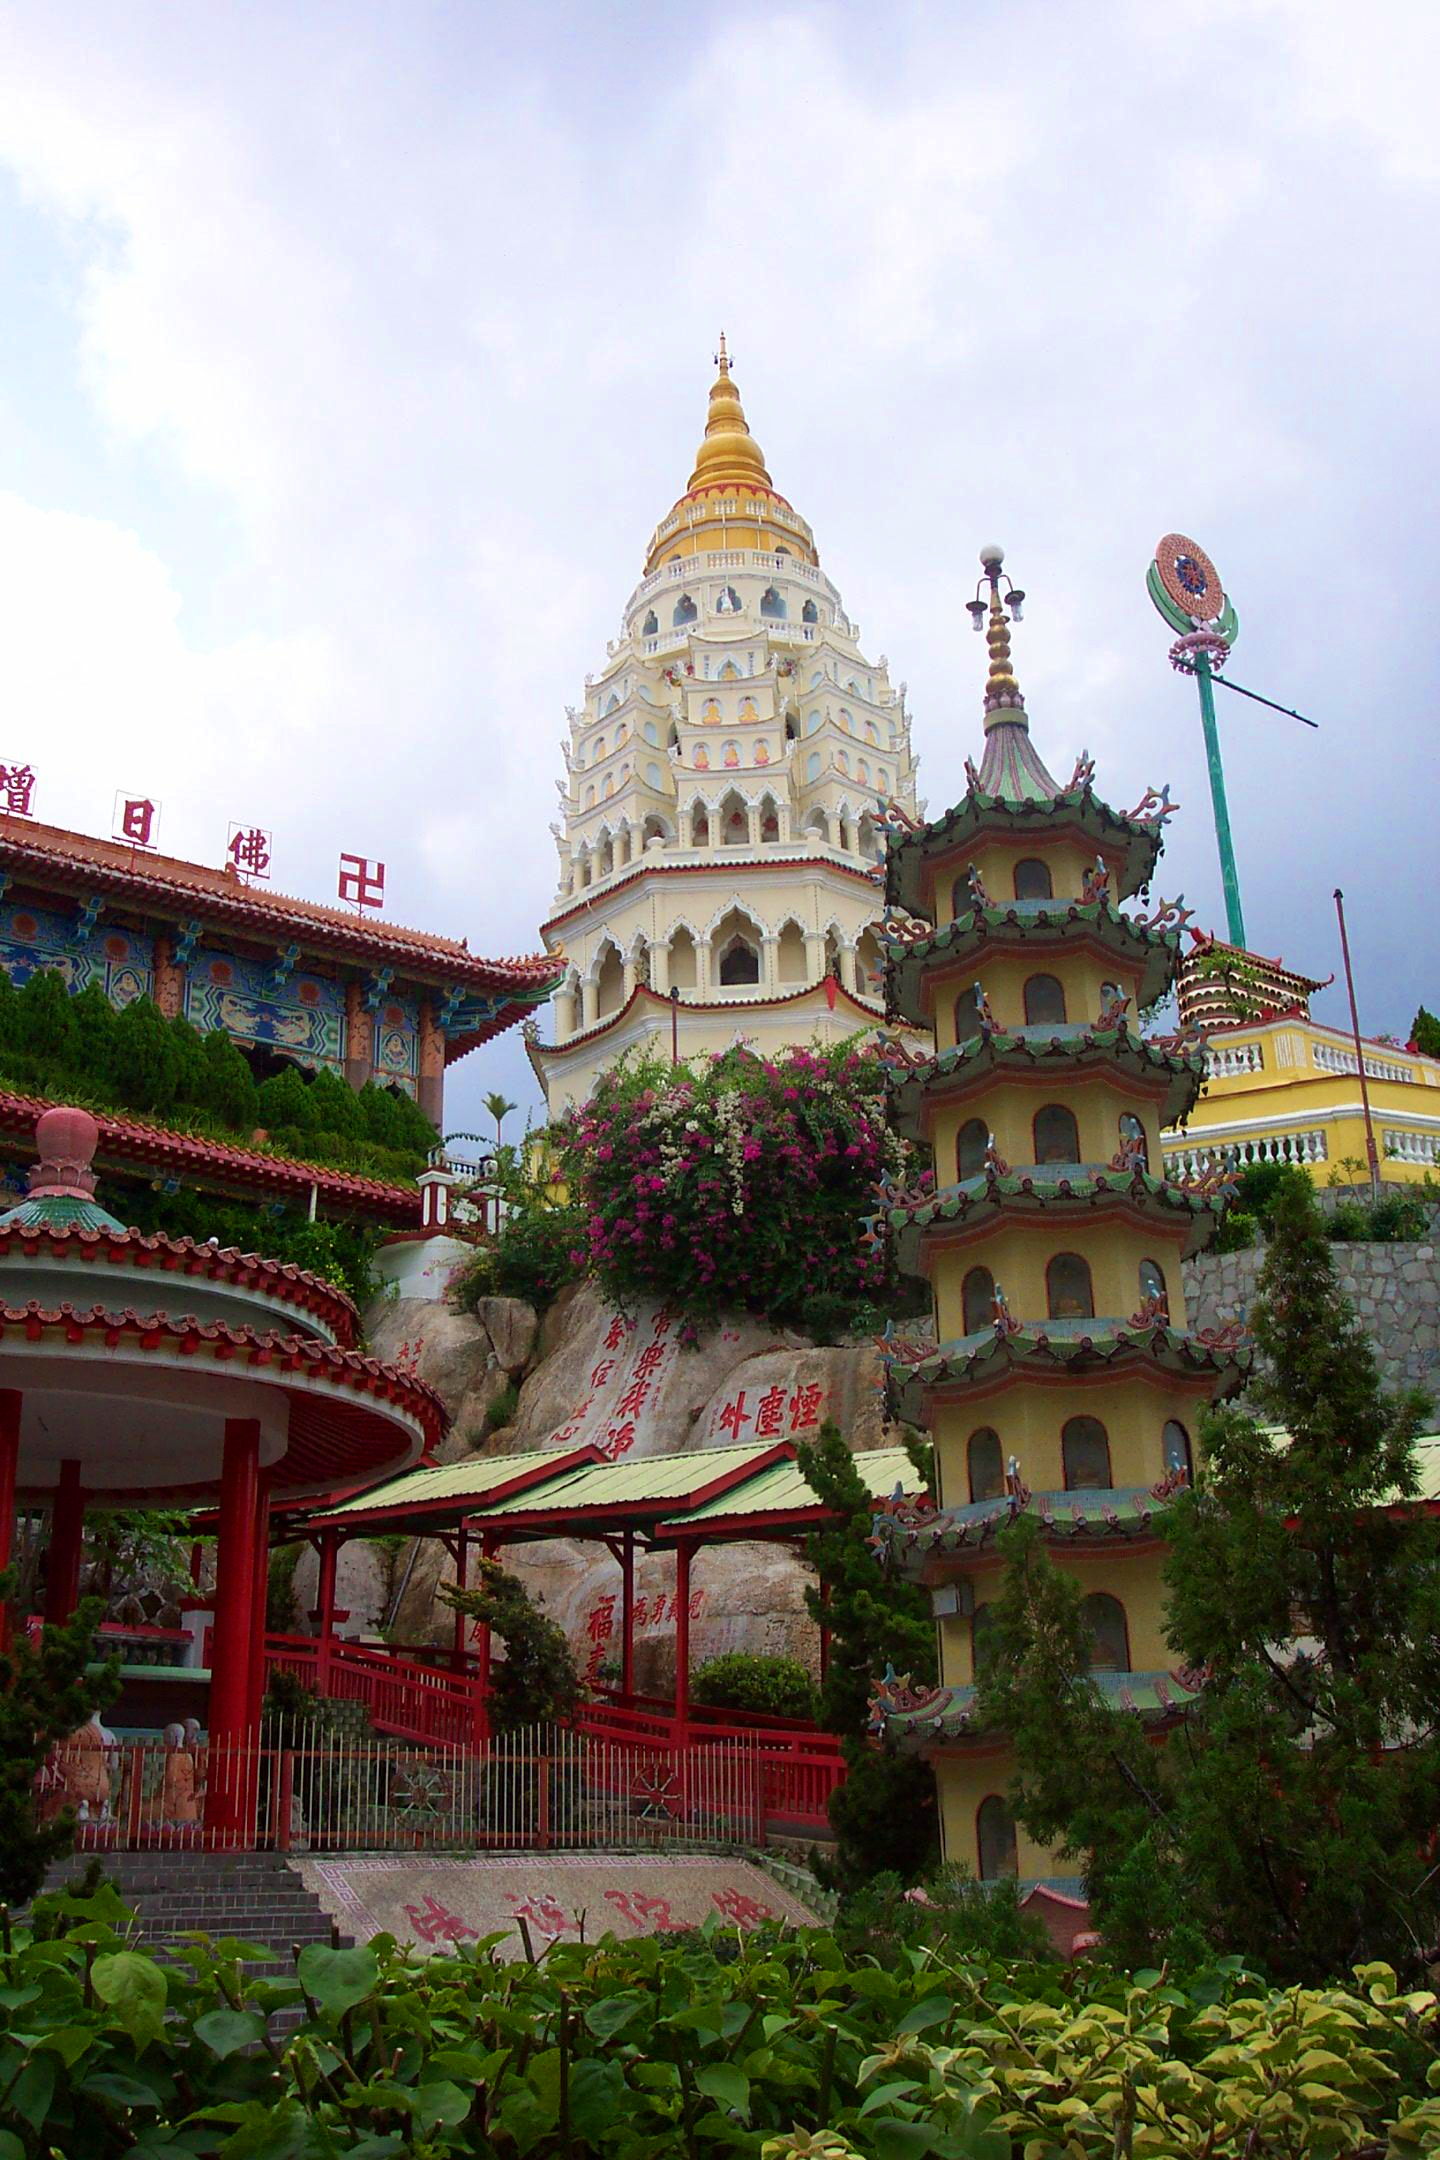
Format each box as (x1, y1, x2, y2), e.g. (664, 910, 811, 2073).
(869, 2119, 938, 2160)
(0, 2130, 24, 2160)
(416, 2079, 471, 2129)
(695, 2063, 751, 2120)
(92, 1950, 167, 2048)
(896, 1996, 951, 2035)
(35, 2025, 94, 2066)
(194, 2008, 267, 2059)
(860, 2079, 924, 2117)
(584, 1992, 644, 2040)
(295, 1943, 379, 2015)
(76, 2068, 161, 2110)
(568, 2058, 627, 2138)
(9, 2054, 55, 2130)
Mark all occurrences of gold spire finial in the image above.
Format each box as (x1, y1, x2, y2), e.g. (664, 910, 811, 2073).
(970, 545, 1027, 726)
(689, 336, 771, 491)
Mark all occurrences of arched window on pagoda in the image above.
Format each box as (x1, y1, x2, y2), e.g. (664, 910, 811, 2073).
(1013, 856, 1053, 901)
(717, 938, 761, 986)
(690, 804, 709, 847)
(1081, 1593, 1130, 1673)
(1138, 1258, 1168, 1312)
(668, 926, 698, 991)
(802, 598, 818, 623)
(971, 1602, 998, 1673)
(1163, 1420, 1193, 1482)
(1033, 1103, 1080, 1164)
(1119, 1113, 1149, 1168)
(673, 593, 697, 626)
(760, 585, 787, 619)
(976, 1794, 1019, 1880)
(968, 1427, 1005, 1503)
(957, 1117, 989, 1180)
(1024, 973, 1067, 1026)
(962, 1266, 996, 1336)
(642, 611, 658, 636)
(1046, 1252, 1094, 1320)
(954, 985, 983, 1044)
(1062, 1415, 1112, 1490)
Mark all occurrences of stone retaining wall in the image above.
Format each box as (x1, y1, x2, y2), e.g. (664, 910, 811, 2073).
(1183, 1243, 1440, 1403)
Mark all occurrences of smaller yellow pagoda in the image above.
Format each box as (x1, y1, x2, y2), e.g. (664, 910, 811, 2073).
(869, 548, 1248, 1882)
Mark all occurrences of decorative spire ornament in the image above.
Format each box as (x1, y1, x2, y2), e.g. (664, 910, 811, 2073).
(965, 547, 1060, 804)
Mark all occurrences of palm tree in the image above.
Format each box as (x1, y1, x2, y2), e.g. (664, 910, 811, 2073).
(483, 1092, 518, 1146)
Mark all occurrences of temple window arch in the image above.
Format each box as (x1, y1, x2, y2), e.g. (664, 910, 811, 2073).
(605, 695, 619, 715)
(976, 1795, 1019, 1880)
(954, 984, 982, 1044)
(856, 926, 882, 994)
(962, 1265, 995, 1335)
(823, 926, 843, 979)
(594, 941, 625, 1019)
(645, 761, 663, 789)
(838, 708, 853, 732)
(722, 740, 741, 770)
(595, 735, 606, 760)
(1062, 1415, 1112, 1489)
(1046, 1251, 1094, 1320)
(837, 750, 850, 775)
(1033, 1103, 1080, 1163)
(739, 694, 758, 721)
(1138, 1257, 1168, 1311)
(1119, 1112, 1149, 1168)
(968, 1426, 1004, 1502)
(673, 593, 697, 627)
(643, 721, 660, 746)
(719, 790, 748, 843)
(879, 767, 890, 791)
(760, 585, 786, 619)
(971, 1602, 999, 1674)
(598, 833, 614, 877)
(668, 925, 698, 990)
(776, 919, 807, 983)
(1024, 973, 1067, 1026)
(805, 709, 822, 734)
(802, 808, 828, 841)
(718, 658, 741, 679)
(858, 759, 871, 785)
(713, 906, 762, 987)
(806, 750, 822, 782)
(716, 586, 741, 613)
(858, 813, 878, 857)
(864, 719, 879, 744)
(957, 1117, 989, 1180)
(784, 713, 798, 742)
(1082, 1593, 1130, 1673)
(754, 739, 771, 765)
(642, 813, 670, 845)
(584, 786, 596, 809)
(802, 597, 818, 623)
(702, 697, 721, 722)
(1014, 856, 1053, 901)
(690, 803, 710, 847)
(642, 610, 658, 636)
(1163, 1419, 1193, 1480)
(760, 797, 780, 843)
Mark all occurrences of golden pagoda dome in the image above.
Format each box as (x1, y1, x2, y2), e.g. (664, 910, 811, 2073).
(643, 338, 819, 574)
(687, 334, 773, 491)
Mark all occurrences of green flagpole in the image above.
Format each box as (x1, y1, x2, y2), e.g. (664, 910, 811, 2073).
(1193, 649, 1246, 950)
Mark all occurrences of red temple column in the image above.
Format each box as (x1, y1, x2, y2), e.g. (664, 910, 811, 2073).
(418, 997, 445, 1130)
(672, 1540, 696, 1731)
(206, 1418, 260, 1839)
(44, 1459, 86, 1625)
(152, 931, 186, 1021)
(0, 1391, 19, 1644)
(312, 1530, 339, 1691)
(246, 1474, 273, 1738)
(620, 1530, 635, 1698)
(451, 1532, 469, 1672)
(472, 1533, 498, 1747)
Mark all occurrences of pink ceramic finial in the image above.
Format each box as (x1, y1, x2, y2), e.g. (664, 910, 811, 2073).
(28, 1105, 100, 1199)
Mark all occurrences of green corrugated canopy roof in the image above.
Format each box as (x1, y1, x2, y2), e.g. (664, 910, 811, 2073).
(469, 1440, 790, 1538)
(307, 1445, 602, 1536)
(659, 1445, 920, 1534)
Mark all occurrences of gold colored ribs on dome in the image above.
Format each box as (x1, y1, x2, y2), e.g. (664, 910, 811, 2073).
(643, 339, 819, 574)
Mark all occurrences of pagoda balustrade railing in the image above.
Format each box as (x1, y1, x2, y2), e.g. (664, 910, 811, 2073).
(1204, 1042, 1264, 1078)
(624, 548, 839, 613)
(1382, 1127, 1440, 1165)
(1163, 1128, 1329, 1177)
(1313, 1043, 1416, 1083)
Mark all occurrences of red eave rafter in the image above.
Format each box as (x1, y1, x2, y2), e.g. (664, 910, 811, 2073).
(0, 1087, 422, 1225)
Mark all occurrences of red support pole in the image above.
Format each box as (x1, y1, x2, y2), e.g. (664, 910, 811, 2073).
(205, 1419, 260, 1840)
(673, 1540, 695, 1732)
(247, 1474, 273, 1738)
(452, 1532, 469, 1673)
(0, 1390, 21, 1646)
(620, 1529, 635, 1699)
(44, 1459, 86, 1627)
(472, 1533, 497, 1748)
(314, 1530, 339, 1693)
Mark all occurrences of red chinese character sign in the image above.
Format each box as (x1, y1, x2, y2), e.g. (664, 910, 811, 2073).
(0, 763, 36, 818)
(339, 853, 385, 910)
(226, 823, 273, 880)
(114, 793, 159, 851)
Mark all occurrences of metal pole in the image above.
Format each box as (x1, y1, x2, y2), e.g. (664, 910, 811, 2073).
(1333, 888, 1382, 1201)
(670, 985, 680, 1065)
(1193, 651, 1247, 950)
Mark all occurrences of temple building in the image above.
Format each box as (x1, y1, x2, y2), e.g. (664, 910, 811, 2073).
(1162, 934, 1440, 1185)
(0, 817, 560, 1131)
(868, 549, 1248, 1881)
(530, 341, 921, 1116)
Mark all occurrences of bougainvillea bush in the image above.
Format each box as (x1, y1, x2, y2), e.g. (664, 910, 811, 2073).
(4, 1887, 1440, 2157)
(564, 1043, 909, 1327)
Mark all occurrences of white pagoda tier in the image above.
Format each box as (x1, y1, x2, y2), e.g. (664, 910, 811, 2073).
(530, 340, 922, 1116)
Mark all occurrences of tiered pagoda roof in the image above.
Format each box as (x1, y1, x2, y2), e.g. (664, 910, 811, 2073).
(882, 892, 1194, 1026)
(880, 1024, 1206, 1137)
(881, 1315, 1250, 1425)
(881, 1158, 1231, 1272)
(870, 1664, 1204, 1749)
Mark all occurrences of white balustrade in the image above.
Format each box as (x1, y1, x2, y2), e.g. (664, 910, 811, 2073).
(1312, 1042, 1415, 1083)
(1204, 1042, 1264, 1077)
(1162, 1129, 1329, 1178)
(1382, 1128, 1440, 1164)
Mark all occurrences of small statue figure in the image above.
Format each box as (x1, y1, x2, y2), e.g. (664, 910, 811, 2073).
(1080, 860, 1111, 906)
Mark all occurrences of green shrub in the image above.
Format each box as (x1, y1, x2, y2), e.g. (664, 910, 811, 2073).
(833, 1864, 1053, 1966)
(483, 1378, 521, 1433)
(258, 1063, 316, 1133)
(1212, 1207, 1257, 1254)
(452, 1204, 585, 1313)
(692, 1652, 819, 1722)
(12, 967, 78, 1063)
(10, 1892, 1439, 2156)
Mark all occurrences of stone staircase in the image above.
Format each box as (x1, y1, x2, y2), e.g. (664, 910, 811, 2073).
(42, 1851, 352, 1977)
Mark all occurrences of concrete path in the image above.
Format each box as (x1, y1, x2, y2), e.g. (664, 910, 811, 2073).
(293, 1851, 818, 1957)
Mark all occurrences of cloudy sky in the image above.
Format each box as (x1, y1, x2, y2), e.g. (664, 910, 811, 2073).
(0, 0, 1436, 1131)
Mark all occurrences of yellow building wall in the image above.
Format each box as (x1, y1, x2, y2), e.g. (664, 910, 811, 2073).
(929, 1073, 1167, 1185)
(929, 947, 1148, 1051)
(929, 1373, 1209, 1507)
(936, 1745, 1062, 1880)
(931, 837, 1102, 924)
(930, 1217, 1193, 1343)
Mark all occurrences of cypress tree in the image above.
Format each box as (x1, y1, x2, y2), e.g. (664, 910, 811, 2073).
(0, 1582, 118, 1906)
(257, 1064, 316, 1134)
(199, 1030, 261, 1134)
(109, 995, 180, 1114)
(13, 969, 78, 1065)
(1410, 1005, 1440, 1058)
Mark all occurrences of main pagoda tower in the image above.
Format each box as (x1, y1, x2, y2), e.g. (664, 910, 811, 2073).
(530, 341, 921, 1117)
(869, 548, 1247, 1883)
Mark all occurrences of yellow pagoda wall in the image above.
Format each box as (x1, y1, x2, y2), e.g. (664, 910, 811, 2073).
(929, 1219, 1192, 1343)
(927, 948, 1149, 1053)
(929, 1079, 1168, 1191)
(928, 1373, 1211, 1510)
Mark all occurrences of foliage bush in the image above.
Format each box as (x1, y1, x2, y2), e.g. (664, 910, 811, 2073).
(691, 1653, 819, 1723)
(832, 1865, 1053, 1968)
(565, 1042, 908, 1326)
(0, 966, 438, 1183)
(452, 1203, 587, 1314)
(112, 1183, 384, 1307)
(440, 1557, 580, 1731)
(0, 1579, 117, 1906)
(6, 1886, 1440, 2157)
